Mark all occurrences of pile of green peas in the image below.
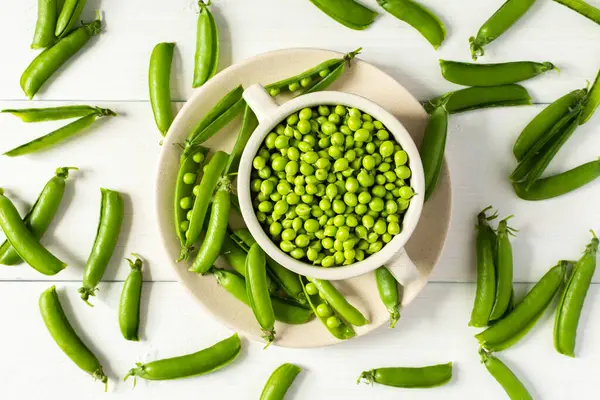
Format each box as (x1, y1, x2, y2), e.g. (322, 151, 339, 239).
(250, 104, 414, 267)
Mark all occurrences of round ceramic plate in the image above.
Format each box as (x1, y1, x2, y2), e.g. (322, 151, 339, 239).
(155, 48, 452, 348)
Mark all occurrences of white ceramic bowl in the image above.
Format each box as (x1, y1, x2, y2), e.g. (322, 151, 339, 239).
(238, 84, 425, 285)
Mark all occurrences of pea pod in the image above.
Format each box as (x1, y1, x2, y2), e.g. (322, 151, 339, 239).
(1, 105, 105, 122)
(224, 105, 259, 175)
(187, 98, 246, 148)
(4, 109, 116, 157)
(489, 216, 516, 321)
(309, 0, 377, 30)
(211, 268, 313, 325)
(0, 167, 76, 266)
(420, 103, 448, 201)
(440, 60, 556, 87)
(476, 261, 568, 351)
(21, 17, 101, 99)
(377, 0, 445, 49)
(375, 266, 401, 328)
(307, 278, 369, 326)
(513, 158, 600, 200)
(301, 277, 355, 340)
(188, 85, 244, 142)
(513, 89, 587, 161)
(554, 232, 598, 357)
(31, 0, 58, 49)
(193, 1, 219, 88)
(424, 85, 531, 114)
(124, 333, 241, 381)
(79, 188, 124, 305)
(358, 363, 453, 388)
(580, 68, 600, 124)
(260, 363, 302, 400)
(553, 0, 600, 25)
(469, 0, 537, 60)
(480, 348, 533, 400)
(149, 42, 175, 136)
(55, 0, 87, 37)
(0, 189, 66, 275)
(40, 286, 108, 389)
(469, 207, 497, 328)
(119, 254, 144, 342)
(305, 49, 361, 94)
(245, 244, 276, 346)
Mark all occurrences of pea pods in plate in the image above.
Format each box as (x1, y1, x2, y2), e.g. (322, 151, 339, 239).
(375, 266, 401, 328)
(420, 103, 448, 201)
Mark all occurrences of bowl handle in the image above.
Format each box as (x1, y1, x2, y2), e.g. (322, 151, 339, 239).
(243, 84, 279, 122)
(385, 249, 420, 287)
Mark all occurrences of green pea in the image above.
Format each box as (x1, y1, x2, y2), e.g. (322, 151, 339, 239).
(282, 126, 294, 138)
(269, 222, 283, 237)
(324, 225, 337, 237)
(322, 256, 335, 268)
(253, 154, 267, 170)
(347, 116, 362, 132)
(318, 137, 330, 149)
(332, 200, 346, 214)
(280, 219, 291, 230)
(342, 248, 355, 261)
(394, 150, 408, 166)
(261, 180, 274, 195)
(321, 121, 337, 136)
(331, 215, 344, 228)
(316, 303, 332, 318)
(272, 199, 288, 214)
(296, 119, 310, 134)
(276, 181, 291, 195)
(367, 232, 379, 244)
(332, 251, 343, 265)
(341, 168, 354, 178)
(356, 191, 371, 204)
(296, 204, 311, 217)
(333, 239, 343, 252)
(399, 187, 414, 199)
(286, 192, 300, 205)
(190, 151, 205, 164)
(368, 241, 383, 254)
(360, 155, 374, 170)
(335, 227, 349, 242)
(304, 219, 320, 233)
(304, 183, 317, 195)
(365, 142, 376, 155)
(373, 219, 387, 235)
(357, 239, 369, 250)
(395, 166, 411, 180)
(332, 158, 348, 172)
(258, 167, 272, 179)
(328, 146, 343, 159)
(322, 237, 334, 250)
(341, 177, 357, 193)
(255, 211, 266, 223)
(340, 125, 352, 136)
(289, 248, 304, 259)
(319, 198, 331, 210)
(295, 108, 311, 120)
(355, 225, 368, 239)
(304, 175, 318, 186)
(302, 194, 314, 204)
(186, 209, 194, 221)
(318, 105, 330, 116)
(367, 210, 379, 218)
(342, 192, 357, 207)
(312, 205, 324, 218)
(281, 228, 297, 242)
(298, 162, 313, 176)
(305, 283, 319, 296)
(294, 233, 310, 247)
(180, 220, 190, 232)
(285, 148, 299, 162)
(274, 135, 289, 150)
(357, 170, 374, 187)
(290, 217, 302, 232)
(265, 132, 278, 149)
(330, 132, 344, 147)
(316, 116, 327, 125)
(298, 141, 313, 153)
(285, 208, 297, 220)
(256, 193, 268, 202)
(373, 130, 388, 141)
(189, 184, 201, 197)
(329, 105, 343, 116)
(385, 220, 400, 235)
(306, 248, 319, 262)
(251, 179, 262, 192)
(352, 127, 368, 142)
(379, 140, 394, 157)
(325, 184, 338, 200)
(316, 183, 326, 197)
(179, 196, 192, 210)
(326, 316, 341, 328)
(327, 113, 341, 125)
(355, 203, 368, 215)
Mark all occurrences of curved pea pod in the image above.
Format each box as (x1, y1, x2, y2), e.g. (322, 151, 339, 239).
(79, 189, 124, 305)
(513, 158, 600, 201)
(119, 254, 144, 342)
(40, 286, 108, 389)
(260, 363, 302, 400)
(187, 85, 244, 142)
(149, 42, 175, 136)
(513, 88, 587, 161)
(245, 243, 276, 347)
(309, 0, 377, 30)
(480, 349, 533, 400)
(55, 0, 87, 37)
(420, 104, 448, 201)
(358, 363, 453, 388)
(301, 277, 355, 340)
(224, 105, 259, 175)
(124, 333, 241, 381)
(21, 17, 101, 99)
(1, 105, 105, 122)
(476, 261, 568, 351)
(469, 0, 537, 60)
(469, 207, 497, 328)
(580, 68, 600, 125)
(0, 189, 66, 275)
(554, 232, 598, 357)
(307, 278, 369, 326)
(553, 0, 600, 25)
(31, 0, 58, 49)
(188, 98, 246, 147)
(375, 266, 401, 328)
(193, 1, 219, 88)
(377, 0, 445, 49)
(440, 60, 556, 87)
(424, 85, 531, 114)
(0, 167, 76, 266)
(489, 216, 516, 321)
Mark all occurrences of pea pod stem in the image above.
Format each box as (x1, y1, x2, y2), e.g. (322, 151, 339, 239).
(358, 363, 453, 388)
(309, 0, 377, 30)
(149, 42, 175, 136)
(31, 0, 58, 49)
(440, 60, 556, 87)
(307, 278, 369, 326)
(421, 103, 448, 201)
(553, 0, 600, 25)
(424, 85, 531, 114)
(193, 1, 219, 88)
(55, 0, 87, 38)
(0, 167, 76, 266)
(375, 266, 401, 328)
(580, 68, 600, 124)
(119, 254, 143, 342)
(489, 216, 516, 321)
(480, 348, 533, 400)
(245, 243, 276, 347)
(1, 105, 106, 122)
(260, 363, 302, 400)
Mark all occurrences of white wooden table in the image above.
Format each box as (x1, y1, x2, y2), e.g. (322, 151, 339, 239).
(1, 1, 600, 398)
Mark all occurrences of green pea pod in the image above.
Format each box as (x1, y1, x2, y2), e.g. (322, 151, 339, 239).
(358, 363, 453, 388)
(246, 243, 276, 347)
(309, 0, 377, 30)
(22, 17, 101, 99)
(0, 167, 76, 266)
(554, 232, 598, 357)
(301, 277, 356, 340)
(212, 268, 313, 324)
(513, 89, 587, 161)
(149, 42, 175, 136)
(440, 60, 556, 87)
(55, 0, 87, 37)
(553, 0, 600, 25)
(307, 278, 369, 326)
(514, 158, 600, 201)
(424, 85, 531, 114)
(79, 188, 124, 305)
(480, 349, 533, 400)
(124, 333, 241, 381)
(469, 207, 497, 328)
(580, 68, 600, 124)
(188, 98, 247, 148)
(377, 0, 445, 49)
(31, 0, 58, 49)
(260, 363, 302, 400)
(4, 110, 116, 157)
(40, 286, 108, 389)
(375, 266, 401, 328)
(119, 254, 143, 342)
(469, 0, 537, 60)
(188, 85, 244, 142)
(420, 104, 448, 201)
(305, 48, 362, 94)
(190, 179, 231, 274)
(489, 216, 516, 321)
(224, 105, 259, 175)
(193, 1, 219, 88)
(476, 261, 568, 351)
(1, 105, 105, 122)
(0, 189, 66, 275)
